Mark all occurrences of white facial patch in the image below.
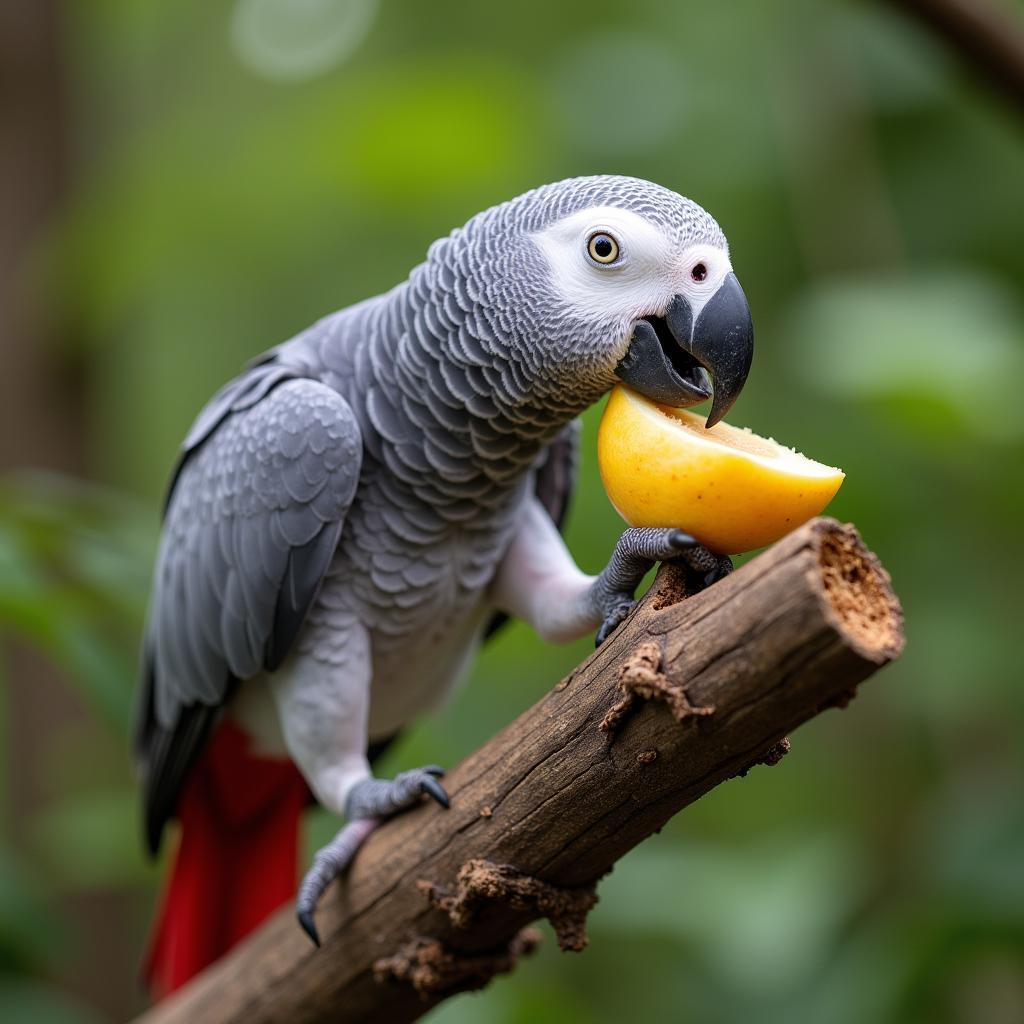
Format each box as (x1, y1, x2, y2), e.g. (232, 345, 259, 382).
(531, 207, 678, 326)
(532, 206, 733, 332)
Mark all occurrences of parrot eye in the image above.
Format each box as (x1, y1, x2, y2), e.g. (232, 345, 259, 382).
(691, 262, 708, 283)
(587, 232, 620, 265)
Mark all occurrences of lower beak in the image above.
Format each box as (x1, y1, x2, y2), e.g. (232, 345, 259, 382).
(614, 272, 754, 426)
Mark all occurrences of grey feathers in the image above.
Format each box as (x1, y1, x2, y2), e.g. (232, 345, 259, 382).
(151, 377, 361, 721)
(137, 375, 361, 847)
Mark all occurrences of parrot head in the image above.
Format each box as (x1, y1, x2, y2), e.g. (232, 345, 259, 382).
(448, 175, 754, 426)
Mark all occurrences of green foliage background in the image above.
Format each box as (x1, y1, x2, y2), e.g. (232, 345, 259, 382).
(2, 1, 1023, 1020)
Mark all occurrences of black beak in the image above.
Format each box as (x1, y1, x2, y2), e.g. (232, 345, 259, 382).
(615, 272, 754, 426)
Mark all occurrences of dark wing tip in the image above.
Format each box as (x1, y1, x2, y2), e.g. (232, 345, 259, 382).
(139, 701, 225, 859)
(144, 801, 164, 857)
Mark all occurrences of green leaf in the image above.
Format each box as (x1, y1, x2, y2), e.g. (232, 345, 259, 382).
(0, 979, 108, 1024)
(593, 833, 867, 995)
(0, 844, 68, 973)
(782, 270, 1024, 442)
(27, 789, 155, 891)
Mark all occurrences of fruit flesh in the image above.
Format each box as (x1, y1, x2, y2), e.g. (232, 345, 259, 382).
(597, 385, 845, 555)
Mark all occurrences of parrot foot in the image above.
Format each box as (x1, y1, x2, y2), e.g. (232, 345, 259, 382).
(297, 766, 451, 946)
(344, 765, 449, 820)
(593, 529, 733, 646)
(296, 817, 380, 947)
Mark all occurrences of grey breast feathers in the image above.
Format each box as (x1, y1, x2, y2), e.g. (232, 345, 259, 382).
(484, 418, 580, 639)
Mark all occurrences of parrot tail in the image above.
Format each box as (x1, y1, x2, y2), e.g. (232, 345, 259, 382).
(142, 721, 309, 1000)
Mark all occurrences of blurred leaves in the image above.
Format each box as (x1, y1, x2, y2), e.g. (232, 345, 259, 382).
(552, 31, 690, 156)
(0, 474, 154, 736)
(0, 980, 107, 1024)
(592, 834, 868, 995)
(27, 788, 153, 891)
(784, 270, 1024, 442)
(0, 846, 67, 975)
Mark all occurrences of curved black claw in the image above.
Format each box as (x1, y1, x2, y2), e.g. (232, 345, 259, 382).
(701, 555, 734, 590)
(596, 598, 637, 647)
(295, 817, 379, 949)
(668, 530, 698, 551)
(297, 908, 321, 948)
(294, 766, 452, 948)
(421, 775, 450, 808)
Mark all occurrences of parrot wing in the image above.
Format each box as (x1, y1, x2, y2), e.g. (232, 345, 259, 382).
(483, 418, 580, 639)
(135, 363, 363, 852)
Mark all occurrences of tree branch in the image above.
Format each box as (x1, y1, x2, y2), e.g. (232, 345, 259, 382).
(135, 517, 904, 1024)
(886, 0, 1024, 113)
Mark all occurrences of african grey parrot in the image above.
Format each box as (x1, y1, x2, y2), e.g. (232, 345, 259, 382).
(135, 175, 753, 992)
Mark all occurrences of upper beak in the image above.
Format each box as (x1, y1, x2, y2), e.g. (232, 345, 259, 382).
(614, 271, 754, 426)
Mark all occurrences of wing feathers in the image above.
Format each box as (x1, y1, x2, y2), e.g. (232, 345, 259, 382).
(137, 370, 362, 850)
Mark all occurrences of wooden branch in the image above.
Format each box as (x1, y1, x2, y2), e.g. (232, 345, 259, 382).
(135, 517, 904, 1024)
(886, 0, 1024, 113)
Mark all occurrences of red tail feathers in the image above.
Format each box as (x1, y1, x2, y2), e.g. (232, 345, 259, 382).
(143, 721, 309, 999)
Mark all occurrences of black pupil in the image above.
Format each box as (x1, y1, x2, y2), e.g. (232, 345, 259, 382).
(593, 236, 613, 258)
(692, 262, 707, 281)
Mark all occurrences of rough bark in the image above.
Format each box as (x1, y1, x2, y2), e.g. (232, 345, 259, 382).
(136, 517, 904, 1024)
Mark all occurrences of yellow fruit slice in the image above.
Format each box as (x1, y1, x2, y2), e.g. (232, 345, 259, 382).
(597, 384, 845, 555)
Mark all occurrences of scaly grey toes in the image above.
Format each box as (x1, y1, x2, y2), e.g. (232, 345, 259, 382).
(705, 554, 734, 587)
(667, 541, 734, 584)
(296, 766, 450, 947)
(619, 527, 699, 563)
(695, 553, 734, 589)
(591, 529, 730, 646)
(591, 528, 702, 646)
(675, 542, 718, 574)
(595, 598, 637, 647)
(296, 818, 379, 947)
(344, 766, 450, 821)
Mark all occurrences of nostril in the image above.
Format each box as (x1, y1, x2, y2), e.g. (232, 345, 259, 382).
(691, 262, 707, 283)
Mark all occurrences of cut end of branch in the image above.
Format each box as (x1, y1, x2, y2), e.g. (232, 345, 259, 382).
(813, 520, 905, 663)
